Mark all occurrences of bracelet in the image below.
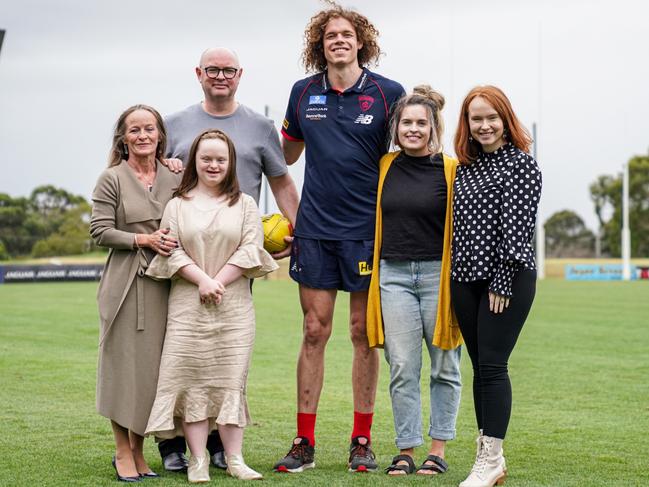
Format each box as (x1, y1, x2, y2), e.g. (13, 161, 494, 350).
(134, 234, 140, 249)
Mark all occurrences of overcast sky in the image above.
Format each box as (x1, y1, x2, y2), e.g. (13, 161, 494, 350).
(1, 0, 648, 230)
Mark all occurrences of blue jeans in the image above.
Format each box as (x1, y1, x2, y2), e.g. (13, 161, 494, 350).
(380, 260, 462, 449)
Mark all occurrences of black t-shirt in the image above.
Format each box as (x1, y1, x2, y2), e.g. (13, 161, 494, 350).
(380, 152, 447, 261)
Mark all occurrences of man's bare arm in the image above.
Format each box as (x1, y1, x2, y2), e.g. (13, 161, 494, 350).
(282, 138, 305, 165)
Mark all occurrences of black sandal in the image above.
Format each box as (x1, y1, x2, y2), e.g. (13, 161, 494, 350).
(416, 455, 448, 475)
(385, 454, 416, 475)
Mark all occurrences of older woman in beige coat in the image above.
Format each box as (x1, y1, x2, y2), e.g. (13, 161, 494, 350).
(91, 104, 182, 482)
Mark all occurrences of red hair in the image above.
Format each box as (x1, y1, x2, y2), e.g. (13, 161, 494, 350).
(454, 85, 532, 165)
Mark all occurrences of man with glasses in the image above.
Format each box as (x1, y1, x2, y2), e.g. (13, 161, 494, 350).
(158, 46, 299, 473)
(165, 47, 298, 223)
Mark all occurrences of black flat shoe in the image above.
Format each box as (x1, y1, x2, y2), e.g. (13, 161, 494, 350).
(211, 451, 227, 470)
(162, 452, 188, 472)
(138, 471, 160, 479)
(112, 456, 142, 483)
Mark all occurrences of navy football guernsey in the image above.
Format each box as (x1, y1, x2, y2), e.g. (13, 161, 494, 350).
(282, 68, 404, 240)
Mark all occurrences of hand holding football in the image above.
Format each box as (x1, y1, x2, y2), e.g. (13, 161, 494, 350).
(261, 213, 293, 253)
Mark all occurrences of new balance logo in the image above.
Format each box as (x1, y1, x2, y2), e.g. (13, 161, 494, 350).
(354, 114, 374, 125)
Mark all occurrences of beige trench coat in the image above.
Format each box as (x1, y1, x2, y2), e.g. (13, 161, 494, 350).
(90, 161, 181, 435)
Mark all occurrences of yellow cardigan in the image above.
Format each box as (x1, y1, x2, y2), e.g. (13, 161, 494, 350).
(366, 151, 463, 350)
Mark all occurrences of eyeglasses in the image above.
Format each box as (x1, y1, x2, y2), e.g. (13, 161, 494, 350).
(203, 66, 239, 79)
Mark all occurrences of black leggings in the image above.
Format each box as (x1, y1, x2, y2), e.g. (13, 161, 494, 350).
(451, 270, 536, 439)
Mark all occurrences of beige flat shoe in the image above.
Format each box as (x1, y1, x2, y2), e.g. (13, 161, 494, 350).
(188, 454, 210, 483)
(226, 453, 263, 480)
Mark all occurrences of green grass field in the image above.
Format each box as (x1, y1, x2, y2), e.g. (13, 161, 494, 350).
(0, 279, 647, 486)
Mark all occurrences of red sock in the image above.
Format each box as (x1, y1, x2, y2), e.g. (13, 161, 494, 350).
(352, 411, 373, 442)
(297, 412, 317, 446)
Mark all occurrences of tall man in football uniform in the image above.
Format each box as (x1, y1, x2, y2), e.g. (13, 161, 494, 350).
(158, 47, 299, 472)
(273, 5, 404, 473)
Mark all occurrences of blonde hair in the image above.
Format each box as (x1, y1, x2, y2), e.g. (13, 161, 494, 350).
(389, 84, 445, 154)
(108, 105, 166, 167)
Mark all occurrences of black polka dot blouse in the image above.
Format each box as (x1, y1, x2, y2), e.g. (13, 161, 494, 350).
(451, 143, 542, 297)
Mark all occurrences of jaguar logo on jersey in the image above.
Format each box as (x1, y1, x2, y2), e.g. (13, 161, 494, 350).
(358, 261, 372, 276)
(354, 114, 374, 125)
(309, 95, 327, 105)
(358, 95, 374, 112)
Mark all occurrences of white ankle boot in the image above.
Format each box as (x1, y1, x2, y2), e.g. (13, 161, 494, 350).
(226, 453, 263, 480)
(459, 435, 507, 487)
(187, 453, 210, 483)
(474, 429, 484, 458)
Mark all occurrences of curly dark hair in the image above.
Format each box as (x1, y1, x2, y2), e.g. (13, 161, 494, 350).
(301, 1, 382, 73)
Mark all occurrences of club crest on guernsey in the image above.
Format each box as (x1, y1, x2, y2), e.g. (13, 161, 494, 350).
(358, 95, 374, 112)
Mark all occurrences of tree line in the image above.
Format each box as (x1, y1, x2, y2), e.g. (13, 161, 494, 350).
(545, 153, 649, 258)
(1, 153, 648, 261)
(0, 185, 94, 260)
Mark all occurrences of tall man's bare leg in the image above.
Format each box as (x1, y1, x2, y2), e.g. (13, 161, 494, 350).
(274, 287, 379, 473)
(349, 291, 379, 414)
(348, 290, 379, 471)
(273, 286, 334, 473)
(297, 287, 336, 414)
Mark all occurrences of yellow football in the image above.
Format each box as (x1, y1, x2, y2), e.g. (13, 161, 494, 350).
(261, 213, 293, 253)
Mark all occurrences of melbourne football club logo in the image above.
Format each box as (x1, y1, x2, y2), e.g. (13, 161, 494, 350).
(358, 95, 374, 112)
(309, 95, 326, 105)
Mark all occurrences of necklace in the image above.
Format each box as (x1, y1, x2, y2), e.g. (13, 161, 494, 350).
(140, 173, 156, 190)
(128, 161, 156, 190)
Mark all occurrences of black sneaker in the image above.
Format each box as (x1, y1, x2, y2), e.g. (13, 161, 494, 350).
(273, 436, 315, 473)
(348, 436, 378, 472)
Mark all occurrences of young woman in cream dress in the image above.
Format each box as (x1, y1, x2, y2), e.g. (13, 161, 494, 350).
(145, 129, 277, 482)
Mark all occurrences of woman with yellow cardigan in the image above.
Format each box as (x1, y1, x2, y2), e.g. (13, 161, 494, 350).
(366, 85, 463, 476)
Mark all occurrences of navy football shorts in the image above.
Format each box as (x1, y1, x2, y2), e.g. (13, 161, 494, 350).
(289, 237, 374, 292)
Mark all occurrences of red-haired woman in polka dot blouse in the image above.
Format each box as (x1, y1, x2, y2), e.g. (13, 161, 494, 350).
(451, 86, 542, 487)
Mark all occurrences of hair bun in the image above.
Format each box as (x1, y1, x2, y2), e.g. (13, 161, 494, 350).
(413, 84, 445, 110)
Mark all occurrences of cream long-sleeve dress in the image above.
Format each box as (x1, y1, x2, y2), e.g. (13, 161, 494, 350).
(144, 193, 277, 438)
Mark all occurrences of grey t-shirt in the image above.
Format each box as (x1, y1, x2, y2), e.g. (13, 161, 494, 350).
(165, 103, 288, 204)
